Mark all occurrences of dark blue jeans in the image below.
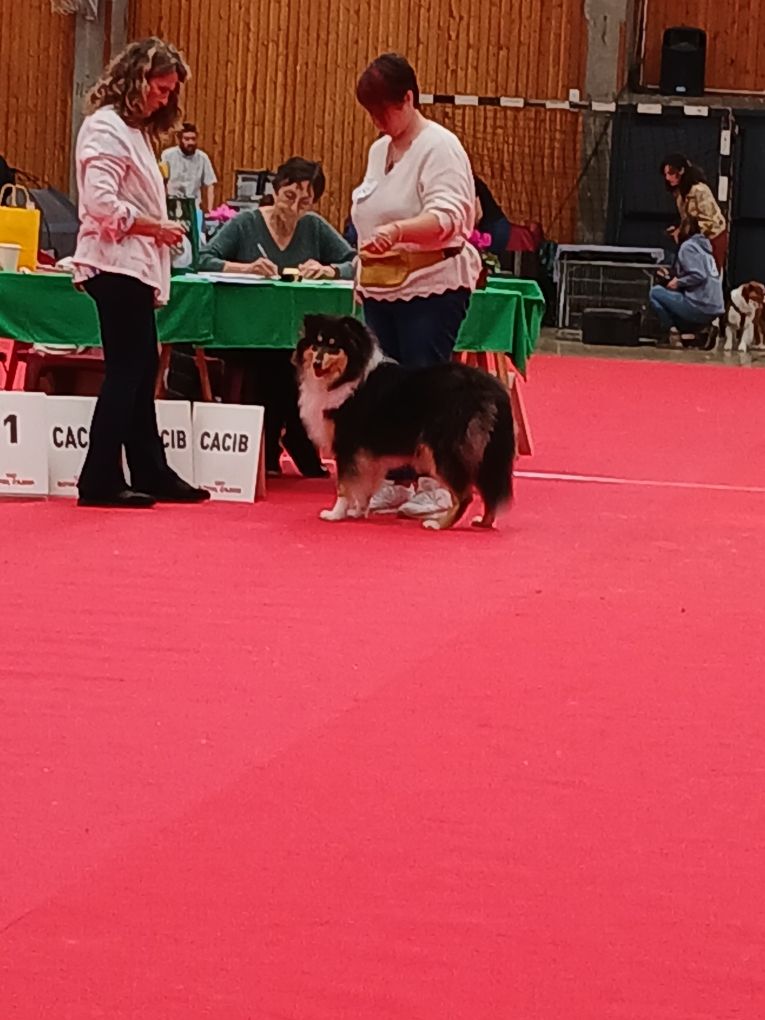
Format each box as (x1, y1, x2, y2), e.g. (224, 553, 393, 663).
(649, 286, 717, 332)
(363, 287, 471, 367)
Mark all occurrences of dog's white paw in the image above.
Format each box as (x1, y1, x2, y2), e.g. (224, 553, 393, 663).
(319, 496, 350, 522)
(319, 508, 345, 521)
(346, 503, 368, 519)
(422, 518, 441, 530)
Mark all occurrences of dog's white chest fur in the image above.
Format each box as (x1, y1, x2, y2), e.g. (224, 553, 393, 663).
(725, 287, 760, 352)
(298, 349, 385, 449)
(298, 376, 357, 449)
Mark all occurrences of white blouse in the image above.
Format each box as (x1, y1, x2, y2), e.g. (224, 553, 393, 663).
(72, 106, 171, 305)
(351, 120, 481, 302)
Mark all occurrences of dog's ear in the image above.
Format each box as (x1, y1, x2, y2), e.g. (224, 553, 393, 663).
(340, 316, 375, 348)
(294, 316, 320, 367)
(302, 314, 321, 340)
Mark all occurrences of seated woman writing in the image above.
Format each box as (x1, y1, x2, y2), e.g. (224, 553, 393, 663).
(649, 217, 724, 348)
(198, 157, 355, 476)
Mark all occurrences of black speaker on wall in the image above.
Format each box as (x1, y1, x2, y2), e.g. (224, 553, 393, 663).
(660, 27, 706, 97)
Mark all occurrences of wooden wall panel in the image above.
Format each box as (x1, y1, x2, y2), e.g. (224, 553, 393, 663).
(130, 0, 588, 240)
(643, 1, 765, 93)
(0, 0, 75, 190)
(433, 105, 582, 244)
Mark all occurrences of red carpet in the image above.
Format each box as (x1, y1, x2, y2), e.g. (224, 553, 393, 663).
(1, 355, 764, 1019)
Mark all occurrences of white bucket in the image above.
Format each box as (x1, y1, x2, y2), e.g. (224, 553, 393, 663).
(0, 243, 21, 272)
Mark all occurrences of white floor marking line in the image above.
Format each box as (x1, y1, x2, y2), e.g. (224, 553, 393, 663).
(516, 470, 765, 495)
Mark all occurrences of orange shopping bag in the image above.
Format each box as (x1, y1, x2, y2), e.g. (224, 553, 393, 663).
(0, 185, 41, 270)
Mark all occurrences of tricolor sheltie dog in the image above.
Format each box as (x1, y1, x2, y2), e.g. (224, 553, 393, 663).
(294, 315, 515, 530)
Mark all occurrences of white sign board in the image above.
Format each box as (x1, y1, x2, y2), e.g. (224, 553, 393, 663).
(192, 402, 264, 502)
(46, 396, 96, 497)
(0, 392, 49, 497)
(156, 400, 194, 483)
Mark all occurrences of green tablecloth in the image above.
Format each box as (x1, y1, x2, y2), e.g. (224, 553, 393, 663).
(455, 287, 543, 374)
(0, 271, 544, 374)
(0, 272, 213, 346)
(210, 280, 356, 348)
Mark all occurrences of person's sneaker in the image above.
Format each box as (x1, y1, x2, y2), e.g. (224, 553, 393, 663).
(700, 323, 719, 351)
(398, 478, 453, 518)
(369, 482, 414, 514)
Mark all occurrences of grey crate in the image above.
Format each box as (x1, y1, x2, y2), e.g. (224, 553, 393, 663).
(559, 261, 660, 336)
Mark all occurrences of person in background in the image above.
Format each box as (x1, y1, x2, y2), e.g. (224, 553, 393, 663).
(198, 157, 355, 476)
(161, 122, 217, 211)
(474, 174, 511, 257)
(342, 214, 358, 248)
(72, 38, 209, 508)
(661, 154, 727, 272)
(351, 52, 481, 518)
(649, 217, 724, 347)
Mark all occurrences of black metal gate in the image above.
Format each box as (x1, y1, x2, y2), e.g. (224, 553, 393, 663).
(606, 105, 765, 286)
(728, 111, 765, 287)
(607, 105, 729, 257)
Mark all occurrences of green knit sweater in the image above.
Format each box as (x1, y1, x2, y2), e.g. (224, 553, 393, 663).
(198, 209, 356, 278)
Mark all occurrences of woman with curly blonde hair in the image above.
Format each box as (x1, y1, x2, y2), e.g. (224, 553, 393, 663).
(73, 38, 209, 508)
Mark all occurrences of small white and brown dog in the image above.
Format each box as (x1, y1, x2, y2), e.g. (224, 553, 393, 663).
(723, 282, 765, 353)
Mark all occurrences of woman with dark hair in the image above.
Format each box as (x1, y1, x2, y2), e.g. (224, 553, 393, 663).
(199, 157, 354, 281)
(352, 52, 482, 517)
(199, 157, 355, 476)
(72, 37, 209, 508)
(661, 154, 728, 271)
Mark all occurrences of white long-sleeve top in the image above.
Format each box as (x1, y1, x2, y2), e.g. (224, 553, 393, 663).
(351, 120, 482, 301)
(72, 106, 171, 305)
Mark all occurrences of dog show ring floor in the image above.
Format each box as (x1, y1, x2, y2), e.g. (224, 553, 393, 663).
(1, 351, 763, 1019)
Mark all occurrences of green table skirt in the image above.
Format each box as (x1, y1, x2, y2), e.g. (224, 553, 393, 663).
(0, 272, 544, 374)
(0, 273, 214, 346)
(210, 280, 357, 348)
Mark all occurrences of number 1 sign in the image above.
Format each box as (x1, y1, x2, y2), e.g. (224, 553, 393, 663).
(0, 392, 49, 497)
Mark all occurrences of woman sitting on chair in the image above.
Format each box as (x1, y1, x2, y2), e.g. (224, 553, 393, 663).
(198, 158, 355, 476)
(649, 217, 724, 348)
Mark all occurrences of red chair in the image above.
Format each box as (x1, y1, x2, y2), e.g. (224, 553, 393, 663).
(1, 339, 33, 390)
(506, 221, 544, 253)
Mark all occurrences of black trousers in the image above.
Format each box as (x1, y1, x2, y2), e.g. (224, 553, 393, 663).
(217, 348, 324, 474)
(78, 273, 178, 498)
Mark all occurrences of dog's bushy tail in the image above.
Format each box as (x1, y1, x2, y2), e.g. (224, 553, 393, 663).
(476, 393, 515, 511)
